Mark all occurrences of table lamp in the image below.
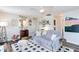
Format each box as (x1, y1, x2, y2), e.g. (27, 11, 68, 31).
(0, 22, 8, 42)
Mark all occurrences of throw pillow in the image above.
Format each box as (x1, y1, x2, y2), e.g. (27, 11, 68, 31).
(42, 30, 47, 36)
(51, 34, 57, 41)
(36, 31, 41, 36)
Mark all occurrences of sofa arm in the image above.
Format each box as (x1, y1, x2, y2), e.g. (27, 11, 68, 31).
(31, 32, 36, 38)
(51, 37, 61, 51)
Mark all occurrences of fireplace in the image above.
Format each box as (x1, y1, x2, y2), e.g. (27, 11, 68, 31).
(20, 29, 29, 39)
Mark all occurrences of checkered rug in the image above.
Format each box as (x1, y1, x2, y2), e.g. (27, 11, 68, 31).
(11, 39, 52, 52)
(11, 39, 74, 52)
(57, 46, 73, 52)
(0, 39, 74, 52)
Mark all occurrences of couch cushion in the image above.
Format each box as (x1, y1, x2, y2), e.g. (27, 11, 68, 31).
(42, 30, 48, 36)
(36, 31, 41, 36)
(51, 34, 57, 41)
(45, 30, 53, 39)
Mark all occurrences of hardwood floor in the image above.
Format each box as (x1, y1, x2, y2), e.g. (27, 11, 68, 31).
(63, 41, 79, 52)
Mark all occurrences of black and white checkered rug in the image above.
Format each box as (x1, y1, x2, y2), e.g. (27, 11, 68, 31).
(11, 39, 74, 52)
(57, 46, 73, 52)
(11, 39, 52, 52)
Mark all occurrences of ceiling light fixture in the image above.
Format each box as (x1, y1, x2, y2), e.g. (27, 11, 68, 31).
(40, 9, 45, 13)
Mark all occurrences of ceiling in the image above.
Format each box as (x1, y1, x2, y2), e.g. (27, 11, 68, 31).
(0, 6, 79, 16)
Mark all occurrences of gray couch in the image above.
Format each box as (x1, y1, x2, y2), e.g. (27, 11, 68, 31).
(32, 30, 62, 51)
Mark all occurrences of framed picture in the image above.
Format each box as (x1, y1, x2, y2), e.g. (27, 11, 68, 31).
(65, 17, 79, 33)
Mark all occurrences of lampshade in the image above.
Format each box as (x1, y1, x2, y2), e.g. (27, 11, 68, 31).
(0, 22, 8, 26)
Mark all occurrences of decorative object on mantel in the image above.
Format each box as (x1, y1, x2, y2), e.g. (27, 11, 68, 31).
(47, 20, 50, 24)
(29, 19, 32, 26)
(19, 15, 27, 20)
(19, 19, 23, 29)
(33, 17, 37, 20)
(19, 15, 28, 30)
(40, 20, 50, 27)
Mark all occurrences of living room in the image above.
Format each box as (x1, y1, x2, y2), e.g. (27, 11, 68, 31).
(0, 6, 79, 52)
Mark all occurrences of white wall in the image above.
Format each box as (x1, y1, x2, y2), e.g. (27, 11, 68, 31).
(64, 9, 79, 18)
(0, 12, 38, 40)
(64, 9, 79, 45)
(64, 32, 79, 45)
(0, 12, 20, 40)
